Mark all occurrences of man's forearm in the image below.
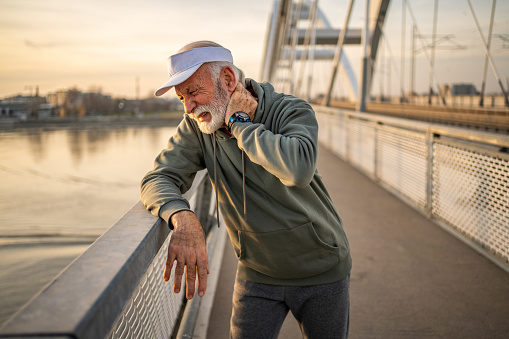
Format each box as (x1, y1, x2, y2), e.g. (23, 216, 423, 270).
(230, 120, 318, 188)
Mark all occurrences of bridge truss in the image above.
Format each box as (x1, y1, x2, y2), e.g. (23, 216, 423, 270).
(260, 0, 509, 127)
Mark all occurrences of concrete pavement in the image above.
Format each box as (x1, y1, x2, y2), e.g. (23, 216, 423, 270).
(205, 145, 509, 338)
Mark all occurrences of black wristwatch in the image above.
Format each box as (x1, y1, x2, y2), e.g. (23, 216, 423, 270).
(228, 111, 251, 130)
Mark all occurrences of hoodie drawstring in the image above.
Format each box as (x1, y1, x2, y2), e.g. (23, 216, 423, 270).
(242, 151, 247, 221)
(213, 132, 220, 227)
(212, 131, 247, 227)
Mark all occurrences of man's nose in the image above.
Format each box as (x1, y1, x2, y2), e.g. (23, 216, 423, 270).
(183, 100, 196, 114)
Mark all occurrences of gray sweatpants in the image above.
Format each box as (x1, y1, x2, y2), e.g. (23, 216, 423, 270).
(230, 275, 350, 339)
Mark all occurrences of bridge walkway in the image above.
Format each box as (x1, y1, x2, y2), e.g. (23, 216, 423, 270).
(204, 144, 509, 339)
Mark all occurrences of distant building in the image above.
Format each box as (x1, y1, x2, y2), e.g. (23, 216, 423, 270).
(0, 95, 47, 119)
(140, 97, 181, 113)
(47, 89, 87, 117)
(2, 88, 182, 120)
(37, 103, 52, 118)
(0, 100, 28, 119)
(450, 83, 477, 96)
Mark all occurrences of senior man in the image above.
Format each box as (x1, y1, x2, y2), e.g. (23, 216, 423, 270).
(141, 40, 351, 338)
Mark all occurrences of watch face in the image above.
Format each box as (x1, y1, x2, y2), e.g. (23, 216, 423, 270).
(235, 112, 249, 120)
(235, 112, 250, 121)
(228, 112, 251, 130)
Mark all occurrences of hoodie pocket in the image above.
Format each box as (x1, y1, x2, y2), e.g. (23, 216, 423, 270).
(236, 222, 339, 279)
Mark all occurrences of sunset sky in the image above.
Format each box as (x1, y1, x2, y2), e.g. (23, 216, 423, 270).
(1, 0, 507, 99)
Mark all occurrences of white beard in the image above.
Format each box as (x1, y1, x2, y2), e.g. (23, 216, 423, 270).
(193, 82, 230, 134)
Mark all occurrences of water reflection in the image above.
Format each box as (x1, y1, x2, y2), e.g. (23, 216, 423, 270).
(67, 129, 85, 165)
(86, 129, 112, 154)
(1, 125, 177, 238)
(148, 126, 167, 149)
(0, 125, 177, 326)
(27, 131, 49, 162)
(17, 127, 169, 167)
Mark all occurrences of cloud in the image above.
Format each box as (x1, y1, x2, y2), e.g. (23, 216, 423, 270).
(24, 40, 71, 49)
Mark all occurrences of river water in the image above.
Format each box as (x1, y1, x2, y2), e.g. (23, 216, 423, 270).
(0, 124, 177, 326)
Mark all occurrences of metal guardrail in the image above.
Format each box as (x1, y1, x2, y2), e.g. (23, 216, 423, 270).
(0, 170, 218, 339)
(316, 100, 509, 132)
(314, 105, 509, 272)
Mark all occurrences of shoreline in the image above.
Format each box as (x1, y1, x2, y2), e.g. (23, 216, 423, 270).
(0, 111, 183, 131)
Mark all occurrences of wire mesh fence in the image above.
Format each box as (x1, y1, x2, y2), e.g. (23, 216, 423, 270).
(107, 233, 183, 339)
(316, 106, 509, 270)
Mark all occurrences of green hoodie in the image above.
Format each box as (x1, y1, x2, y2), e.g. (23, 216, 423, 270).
(141, 79, 351, 286)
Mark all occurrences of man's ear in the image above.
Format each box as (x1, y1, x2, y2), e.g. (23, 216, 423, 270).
(221, 66, 237, 93)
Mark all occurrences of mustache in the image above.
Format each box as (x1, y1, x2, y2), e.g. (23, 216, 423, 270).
(193, 105, 210, 115)
(191, 97, 230, 119)
(189, 106, 211, 120)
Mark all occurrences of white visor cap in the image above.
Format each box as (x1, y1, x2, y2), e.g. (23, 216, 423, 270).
(154, 46, 234, 96)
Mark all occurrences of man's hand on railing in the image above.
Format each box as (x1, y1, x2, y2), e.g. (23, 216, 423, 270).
(165, 210, 209, 299)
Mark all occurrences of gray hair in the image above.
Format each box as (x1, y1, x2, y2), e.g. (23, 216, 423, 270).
(208, 61, 245, 86)
(178, 40, 245, 85)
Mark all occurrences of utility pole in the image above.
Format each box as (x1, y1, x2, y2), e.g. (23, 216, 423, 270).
(323, 0, 355, 106)
(466, 0, 509, 107)
(381, 36, 385, 101)
(305, 11, 318, 102)
(358, 0, 370, 112)
(479, 0, 496, 107)
(400, 0, 406, 102)
(411, 24, 416, 104)
(428, 0, 439, 105)
(135, 76, 140, 115)
(294, 0, 319, 98)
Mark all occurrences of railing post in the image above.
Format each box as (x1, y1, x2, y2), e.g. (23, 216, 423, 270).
(357, 0, 370, 112)
(374, 120, 380, 181)
(425, 128, 435, 218)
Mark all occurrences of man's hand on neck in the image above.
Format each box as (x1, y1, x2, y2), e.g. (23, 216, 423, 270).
(224, 83, 258, 126)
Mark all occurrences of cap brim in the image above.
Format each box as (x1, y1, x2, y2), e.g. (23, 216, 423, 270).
(154, 63, 202, 96)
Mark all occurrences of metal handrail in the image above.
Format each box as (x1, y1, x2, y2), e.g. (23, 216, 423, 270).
(0, 170, 216, 338)
(315, 104, 509, 147)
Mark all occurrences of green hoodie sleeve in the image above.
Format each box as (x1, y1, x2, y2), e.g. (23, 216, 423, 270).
(230, 97, 318, 188)
(140, 116, 205, 225)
